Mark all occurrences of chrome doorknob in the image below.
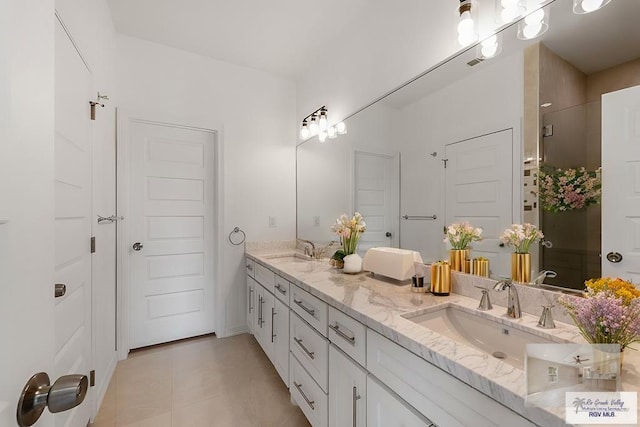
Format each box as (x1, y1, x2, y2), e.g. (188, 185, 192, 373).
(132, 242, 144, 251)
(606, 252, 623, 263)
(17, 372, 89, 426)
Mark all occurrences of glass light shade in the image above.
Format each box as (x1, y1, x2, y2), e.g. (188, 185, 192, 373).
(300, 123, 310, 139)
(457, 10, 477, 46)
(318, 131, 327, 142)
(318, 111, 328, 131)
(309, 116, 319, 136)
(573, 0, 610, 14)
(498, 0, 523, 23)
(480, 34, 500, 58)
(327, 126, 337, 139)
(517, 7, 549, 40)
(336, 122, 347, 134)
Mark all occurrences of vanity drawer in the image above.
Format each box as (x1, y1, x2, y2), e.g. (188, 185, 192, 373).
(366, 330, 535, 427)
(291, 312, 329, 392)
(274, 275, 290, 305)
(245, 258, 255, 278)
(254, 262, 275, 293)
(291, 284, 328, 336)
(290, 354, 328, 427)
(328, 306, 366, 367)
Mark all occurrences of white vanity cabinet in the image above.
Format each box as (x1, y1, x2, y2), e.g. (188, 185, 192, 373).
(329, 345, 367, 427)
(367, 376, 434, 427)
(245, 259, 255, 333)
(251, 268, 291, 387)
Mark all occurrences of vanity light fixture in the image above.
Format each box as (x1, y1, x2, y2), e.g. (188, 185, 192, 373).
(457, 0, 478, 47)
(497, 0, 525, 23)
(573, 0, 611, 14)
(517, 5, 549, 40)
(299, 106, 347, 141)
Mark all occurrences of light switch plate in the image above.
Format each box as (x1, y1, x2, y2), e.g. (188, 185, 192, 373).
(268, 216, 277, 228)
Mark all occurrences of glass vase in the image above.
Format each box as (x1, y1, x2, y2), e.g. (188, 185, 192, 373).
(511, 253, 531, 283)
(449, 249, 470, 272)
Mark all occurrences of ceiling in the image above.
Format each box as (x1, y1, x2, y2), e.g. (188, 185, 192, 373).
(108, 0, 371, 79)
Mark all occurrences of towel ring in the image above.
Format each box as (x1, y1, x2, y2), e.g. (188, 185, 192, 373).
(228, 226, 246, 246)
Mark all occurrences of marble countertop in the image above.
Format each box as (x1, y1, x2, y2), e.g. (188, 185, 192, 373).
(246, 248, 640, 427)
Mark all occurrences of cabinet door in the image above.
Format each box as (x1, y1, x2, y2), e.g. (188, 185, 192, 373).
(272, 297, 289, 386)
(255, 284, 274, 360)
(247, 276, 256, 334)
(367, 376, 433, 427)
(329, 345, 366, 427)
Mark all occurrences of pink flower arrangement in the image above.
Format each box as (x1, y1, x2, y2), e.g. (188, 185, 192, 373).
(443, 222, 482, 250)
(538, 166, 601, 213)
(331, 212, 366, 255)
(559, 278, 640, 351)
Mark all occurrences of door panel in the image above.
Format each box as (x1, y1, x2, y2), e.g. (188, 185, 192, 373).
(354, 150, 399, 253)
(129, 121, 216, 348)
(445, 129, 513, 277)
(54, 18, 93, 427)
(602, 85, 640, 283)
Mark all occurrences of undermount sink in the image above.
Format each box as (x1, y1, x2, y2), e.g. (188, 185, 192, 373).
(402, 305, 558, 370)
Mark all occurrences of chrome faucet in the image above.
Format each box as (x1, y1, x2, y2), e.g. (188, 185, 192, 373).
(493, 279, 522, 319)
(297, 239, 316, 258)
(532, 270, 557, 286)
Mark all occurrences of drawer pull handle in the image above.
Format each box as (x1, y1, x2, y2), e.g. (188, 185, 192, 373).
(258, 295, 264, 327)
(293, 337, 315, 359)
(248, 288, 253, 313)
(294, 381, 315, 410)
(271, 307, 276, 343)
(329, 323, 356, 346)
(246, 264, 253, 271)
(294, 299, 316, 316)
(275, 284, 287, 295)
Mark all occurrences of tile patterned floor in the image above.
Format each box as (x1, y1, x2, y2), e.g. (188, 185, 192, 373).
(91, 333, 310, 427)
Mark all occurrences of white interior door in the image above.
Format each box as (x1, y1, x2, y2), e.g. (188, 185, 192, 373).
(53, 18, 93, 427)
(445, 129, 514, 277)
(354, 150, 399, 254)
(602, 85, 640, 283)
(129, 120, 216, 349)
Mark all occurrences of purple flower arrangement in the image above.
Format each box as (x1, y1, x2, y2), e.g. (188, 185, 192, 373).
(559, 278, 640, 351)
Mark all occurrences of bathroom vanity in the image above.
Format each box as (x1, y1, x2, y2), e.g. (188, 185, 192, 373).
(244, 246, 639, 427)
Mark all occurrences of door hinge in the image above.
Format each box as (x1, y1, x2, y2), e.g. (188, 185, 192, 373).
(89, 370, 95, 387)
(442, 158, 448, 168)
(91, 237, 96, 253)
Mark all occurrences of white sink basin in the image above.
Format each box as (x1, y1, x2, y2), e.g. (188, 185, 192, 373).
(403, 305, 558, 370)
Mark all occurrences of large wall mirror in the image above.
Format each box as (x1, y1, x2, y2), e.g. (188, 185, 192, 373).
(297, 0, 640, 290)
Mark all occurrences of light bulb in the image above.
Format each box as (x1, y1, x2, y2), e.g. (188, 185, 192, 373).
(318, 131, 327, 143)
(336, 122, 347, 134)
(580, 0, 605, 13)
(501, 6, 521, 22)
(309, 116, 319, 136)
(318, 110, 328, 131)
(327, 126, 337, 139)
(300, 123, 309, 139)
(457, 10, 477, 46)
(481, 35, 498, 58)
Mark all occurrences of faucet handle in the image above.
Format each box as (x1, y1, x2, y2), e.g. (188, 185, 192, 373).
(537, 305, 556, 329)
(476, 287, 493, 311)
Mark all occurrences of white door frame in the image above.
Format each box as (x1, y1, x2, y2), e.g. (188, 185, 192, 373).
(116, 109, 224, 359)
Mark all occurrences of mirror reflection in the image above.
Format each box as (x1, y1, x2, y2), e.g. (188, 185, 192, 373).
(296, 0, 640, 290)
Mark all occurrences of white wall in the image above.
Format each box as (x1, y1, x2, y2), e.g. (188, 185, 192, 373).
(116, 35, 297, 337)
(0, 1, 56, 425)
(397, 51, 524, 262)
